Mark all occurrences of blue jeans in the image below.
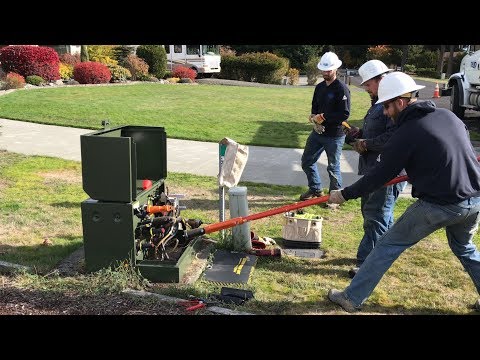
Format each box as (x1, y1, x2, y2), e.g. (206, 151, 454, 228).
(301, 132, 345, 192)
(344, 196, 480, 308)
(356, 181, 407, 266)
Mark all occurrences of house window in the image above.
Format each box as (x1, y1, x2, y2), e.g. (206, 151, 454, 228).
(174, 45, 183, 53)
(164, 45, 170, 54)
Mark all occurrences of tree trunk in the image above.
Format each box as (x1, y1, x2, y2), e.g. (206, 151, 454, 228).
(446, 45, 455, 77)
(400, 45, 408, 71)
(436, 45, 445, 76)
(81, 45, 89, 62)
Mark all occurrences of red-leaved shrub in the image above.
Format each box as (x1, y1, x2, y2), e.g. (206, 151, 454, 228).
(73, 62, 111, 84)
(59, 53, 80, 66)
(2, 72, 25, 89)
(172, 66, 196, 80)
(0, 45, 60, 82)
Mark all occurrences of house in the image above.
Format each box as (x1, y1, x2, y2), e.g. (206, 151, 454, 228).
(45, 45, 81, 55)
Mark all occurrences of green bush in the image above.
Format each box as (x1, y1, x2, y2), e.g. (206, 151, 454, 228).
(217, 54, 240, 80)
(414, 50, 437, 69)
(416, 68, 438, 78)
(136, 73, 154, 81)
(106, 64, 131, 82)
(219, 52, 289, 84)
(25, 75, 45, 86)
(403, 64, 416, 74)
(136, 45, 167, 79)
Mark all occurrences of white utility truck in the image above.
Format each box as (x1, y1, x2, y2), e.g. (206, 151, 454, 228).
(441, 49, 480, 119)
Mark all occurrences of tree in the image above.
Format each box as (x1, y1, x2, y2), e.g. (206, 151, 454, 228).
(136, 45, 167, 79)
(446, 45, 455, 77)
(81, 45, 89, 62)
(400, 45, 408, 71)
(436, 45, 446, 76)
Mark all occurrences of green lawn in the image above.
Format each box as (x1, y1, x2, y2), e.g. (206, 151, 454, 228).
(1, 151, 479, 315)
(0, 83, 370, 148)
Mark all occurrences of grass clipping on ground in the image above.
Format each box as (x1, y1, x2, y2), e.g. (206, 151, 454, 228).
(0, 150, 478, 315)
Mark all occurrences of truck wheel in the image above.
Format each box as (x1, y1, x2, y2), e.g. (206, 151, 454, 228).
(451, 82, 465, 119)
(191, 67, 199, 78)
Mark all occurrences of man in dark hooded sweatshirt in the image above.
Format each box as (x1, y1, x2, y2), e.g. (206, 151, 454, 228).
(327, 72, 480, 313)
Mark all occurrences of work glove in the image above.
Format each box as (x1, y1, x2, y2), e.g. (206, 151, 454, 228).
(328, 189, 346, 205)
(309, 113, 325, 125)
(313, 123, 326, 134)
(309, 114, 326, 134)
(352, 139, 367, 154)
(343, 125, 361, 144)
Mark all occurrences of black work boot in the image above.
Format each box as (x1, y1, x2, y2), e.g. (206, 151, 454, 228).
(299, 189, 324, 201)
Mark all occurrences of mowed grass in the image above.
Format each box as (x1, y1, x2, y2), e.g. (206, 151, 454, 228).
(1, 150, 479, 315)
(0, 83, 371, 148)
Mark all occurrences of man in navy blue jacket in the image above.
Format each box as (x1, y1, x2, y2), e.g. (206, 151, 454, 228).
(343, 60, 407, 278)
(327, 72, 480, 313)
(299, 52, 350, 201)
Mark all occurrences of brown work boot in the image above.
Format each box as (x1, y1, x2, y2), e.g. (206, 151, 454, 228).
(327, 289, 361, 313)
(299, 189, 324, 201)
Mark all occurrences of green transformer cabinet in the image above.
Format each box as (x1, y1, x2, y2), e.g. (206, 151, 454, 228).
(80, 125, 200, 282)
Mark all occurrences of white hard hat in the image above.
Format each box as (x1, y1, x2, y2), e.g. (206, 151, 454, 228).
(359, 59, 393, 85)
(317, 52, 342, 71)
(375, 72, 425, 104)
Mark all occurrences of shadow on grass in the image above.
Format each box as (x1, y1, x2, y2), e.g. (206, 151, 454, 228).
(254, 256, 348, 278)
(244, 297, 474, 316)
(0, 240, 83, 274)
(319, 257, 357, 267)
(240, 293, 480, 315)
(51, 201, 81, 208)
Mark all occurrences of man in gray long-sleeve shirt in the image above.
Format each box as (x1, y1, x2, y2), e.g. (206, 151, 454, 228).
(327, 72, 480, 313)
(343, 60, 407, 279)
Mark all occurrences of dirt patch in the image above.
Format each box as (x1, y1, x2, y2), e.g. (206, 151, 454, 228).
(0, 179, 10, 191)
(0, 283, 196, 315)
(39, 170, 82, 185)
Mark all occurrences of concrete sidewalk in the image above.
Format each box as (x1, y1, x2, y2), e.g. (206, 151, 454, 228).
(0, 118, 411, 195)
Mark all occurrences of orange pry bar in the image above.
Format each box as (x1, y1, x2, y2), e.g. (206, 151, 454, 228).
(146, 205, 174, 214)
